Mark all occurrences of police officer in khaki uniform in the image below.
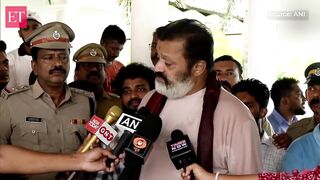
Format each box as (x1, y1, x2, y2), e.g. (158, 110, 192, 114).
(0, 22, 93, 180)
(71, 43, 121, 119)
(287, 62, 320, 140)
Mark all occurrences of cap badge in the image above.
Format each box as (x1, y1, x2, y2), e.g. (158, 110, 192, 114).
(52, 30, 61, 40)
(89, 49, 97, 56)
(315, 68, 320, 76)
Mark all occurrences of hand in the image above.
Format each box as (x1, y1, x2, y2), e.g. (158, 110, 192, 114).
(181, 163, 214, 180)
(273, 133, 292, 149)
(77, 134, 101, 152)
(77, 147, 118, 172)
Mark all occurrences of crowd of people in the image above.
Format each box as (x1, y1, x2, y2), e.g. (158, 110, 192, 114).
(0, 10, 320, 180)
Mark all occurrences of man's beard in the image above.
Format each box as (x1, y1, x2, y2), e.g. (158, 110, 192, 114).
(122, 106, 138, 116)
(293, 106, 306, 115)
(155, 71, 195, 99)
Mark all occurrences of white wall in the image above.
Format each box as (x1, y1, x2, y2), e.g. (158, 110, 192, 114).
(131, 0, 169, 67)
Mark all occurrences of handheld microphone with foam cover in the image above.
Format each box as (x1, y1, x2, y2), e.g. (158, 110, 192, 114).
(166, 129, 197, 170)
(80, 105, 122, 153)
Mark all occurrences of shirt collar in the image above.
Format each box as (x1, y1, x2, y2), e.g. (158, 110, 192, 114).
(32, 80, 72, 102)
(272, 109, 289, 125)
(271, 109, 298, 125)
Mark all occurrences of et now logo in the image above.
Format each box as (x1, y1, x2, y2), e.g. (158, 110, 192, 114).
(5, 6, 27, 28)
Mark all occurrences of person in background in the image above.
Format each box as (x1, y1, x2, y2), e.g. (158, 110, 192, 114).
(138, 19, 261, 180)
(71, 43, 121, 118)
(113, 62, 155, 115)
(150, 26, 164, 66)
(0, 22, 93, 179)
(232, 78, 274, 137)
(268, 77, 306, 134)
(232, 79, 284, 172)
(6, 10, 42, 89)
(286, 63, 320, 140)
(213, 55, 242, 91)
(0, 40, 9, 91)
(100, 25, 126, 93)
(274, 63, 320, 149)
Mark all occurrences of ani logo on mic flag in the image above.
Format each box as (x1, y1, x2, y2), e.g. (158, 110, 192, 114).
(115, 113, 143, 133)
(86, 115, 117, 145)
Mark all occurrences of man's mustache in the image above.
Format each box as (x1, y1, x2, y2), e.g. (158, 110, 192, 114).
(220, 80, 232, 89)
(49, 67, 66, 74)
(310, 98, 320, 106)
(128, 97, 142, 106)
(86, 71, 101, 79)
(155, 72, 169, 85)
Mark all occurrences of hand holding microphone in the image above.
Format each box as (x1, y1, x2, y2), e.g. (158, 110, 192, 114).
(77, 147, 118, 173)
(181, 163, 214, 180)
(167, 129, 197, 180)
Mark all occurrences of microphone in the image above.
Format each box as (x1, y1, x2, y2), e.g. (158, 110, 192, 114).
(118, 112, 162, 180)
(80, 105, 122, 153)
(124, 112, 162, 165)
(67, 105, 122, 180)
(166, 129, 197, 178)
(105, 107, 150, 167)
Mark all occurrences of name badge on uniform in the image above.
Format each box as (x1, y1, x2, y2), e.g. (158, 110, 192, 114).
(26, 117, 42, 123)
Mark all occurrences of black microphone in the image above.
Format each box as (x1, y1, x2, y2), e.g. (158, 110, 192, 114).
(124, 112, 162, 165)
(118, 111, 162, 180)
(166, 129, 197, 179)
(105, 107, 151, 167)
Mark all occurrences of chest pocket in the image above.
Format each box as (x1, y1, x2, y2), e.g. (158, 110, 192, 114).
(63, 124, 86, 152)
(17, 121, 48, 151)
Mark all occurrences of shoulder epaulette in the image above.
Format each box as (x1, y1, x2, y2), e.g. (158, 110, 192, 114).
(289, 117, 313, 129)
(70, 87, 95, 99)
(1, 85, 30, 99)
(108, 92, 120, 99)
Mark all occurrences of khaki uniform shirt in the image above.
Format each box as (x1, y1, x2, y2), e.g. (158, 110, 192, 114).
(0, 81, 92, 180)
(287, 117, 316, 140)
(96, 92, 122, 119)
